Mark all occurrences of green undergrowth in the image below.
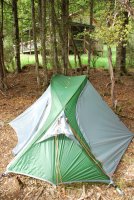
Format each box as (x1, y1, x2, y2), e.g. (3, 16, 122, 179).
(9, 46, 116, 71)
(21, 46, 116, 69)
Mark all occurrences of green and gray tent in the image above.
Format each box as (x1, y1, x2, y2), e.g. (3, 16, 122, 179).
(7, 75, 133, 185)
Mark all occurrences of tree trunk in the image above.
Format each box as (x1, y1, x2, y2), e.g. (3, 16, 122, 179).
(50, 0, 59, 72)
(1, 0, 4, 68)
(38, 0, 42, 58)
(12, 0, 21, 73)
(107, 1, 116, 107)
(61, 0, 69, 74)
(0, 35, 4, 90)
(116, 11, 128, 74)
(70, 33, 82, 69)
(31, 0, 40, 86)
(41, 0, 48, 85)
(0, 0, 6, 90)
(88, 0, 94, 71)
(108, 46, 115, 107)
(116, 44, 121, 69)
(120, 42, 127, 74)
(52, 6, 62, 70)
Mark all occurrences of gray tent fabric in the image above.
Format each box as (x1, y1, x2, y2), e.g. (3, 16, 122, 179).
(9, 86, 51, 155)
(76, 82, 133, 176)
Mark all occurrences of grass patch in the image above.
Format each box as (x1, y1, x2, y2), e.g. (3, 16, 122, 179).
(20, 54, 42, 66)
(20, 45, 116, 69)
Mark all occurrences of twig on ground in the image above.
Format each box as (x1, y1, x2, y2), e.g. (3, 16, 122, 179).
(23, 188, 34, 200)
(34, 187, 44, 200)
(0, 89, 7, 97)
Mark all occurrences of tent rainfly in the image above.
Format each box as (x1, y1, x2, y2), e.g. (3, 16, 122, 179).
(6, 75, 133, 185)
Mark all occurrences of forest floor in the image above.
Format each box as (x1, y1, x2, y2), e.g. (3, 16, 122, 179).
(0, 67, 134, 200)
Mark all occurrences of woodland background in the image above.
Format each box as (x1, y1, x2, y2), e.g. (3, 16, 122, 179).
(0, 0, 134, 199)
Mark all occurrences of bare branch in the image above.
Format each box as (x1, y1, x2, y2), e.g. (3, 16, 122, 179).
(117, 0, 134, 18)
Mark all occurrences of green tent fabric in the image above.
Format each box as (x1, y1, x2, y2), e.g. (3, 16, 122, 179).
(7, 75, 133, 185)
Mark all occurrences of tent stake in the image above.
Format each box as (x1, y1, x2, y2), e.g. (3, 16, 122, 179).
(109, 180, 124, 196)
(0, 172, 8, 182)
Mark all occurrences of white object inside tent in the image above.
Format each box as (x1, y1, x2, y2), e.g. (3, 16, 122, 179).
(37, 111, 78, 144)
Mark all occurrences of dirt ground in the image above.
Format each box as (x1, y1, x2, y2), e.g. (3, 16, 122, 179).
(0, 68, 134, 200)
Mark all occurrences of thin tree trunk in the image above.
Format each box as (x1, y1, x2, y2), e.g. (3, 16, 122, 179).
(50, 0, 59, 72)
(108, 46, 115, 107)
(50, 1, 65, 73)
(116, 44, 121, 69)
(88, 0, 94, 72)
(20, 32, 23, 53)
(12, 0, 21, 73)
(71, 33, 82, 69)
(1, 0, 4, 69)
(107, 1, 116, 107)
(74, 47, 77, 69)
(0, 35, 4, 90)
(61, 0, 69, 75)
(38, 0, 42, 57)
(0, 0, 6, 90)
(29, 29, 32, 55)
(120, 11, 128, 74)
(116, 11, 128, 74)
(31, 0, 40, 86)
(49, 13, 54, 69)
(41, 0, 48, 85)
(51, 6, 63, 72)
(120, 43, 127, 74)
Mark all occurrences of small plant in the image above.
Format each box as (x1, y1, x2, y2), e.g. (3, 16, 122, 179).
(91, 50, 100, 68)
